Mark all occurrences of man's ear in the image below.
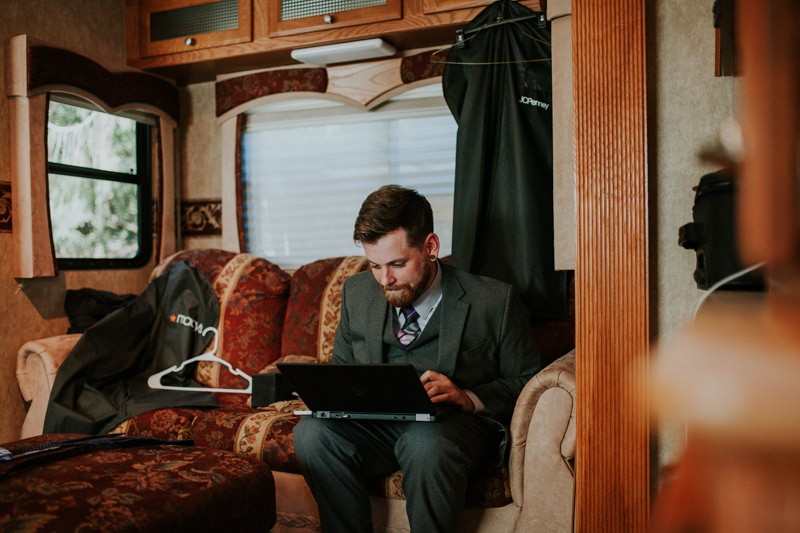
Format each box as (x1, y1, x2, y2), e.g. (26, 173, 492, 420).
(424, 233, 440, 260)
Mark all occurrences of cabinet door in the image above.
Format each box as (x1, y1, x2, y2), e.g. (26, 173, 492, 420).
(420, 0, 493, 15)
(268, 0, 401, 37)
(140, 0, 252, 57)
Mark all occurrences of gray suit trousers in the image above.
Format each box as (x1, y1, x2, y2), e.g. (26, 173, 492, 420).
(294, 413, 499, 533)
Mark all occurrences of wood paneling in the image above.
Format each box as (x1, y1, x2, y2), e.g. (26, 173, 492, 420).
(573, 1, 650, 531)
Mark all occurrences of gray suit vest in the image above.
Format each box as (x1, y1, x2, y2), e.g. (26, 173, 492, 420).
(383, 304, 441, 373)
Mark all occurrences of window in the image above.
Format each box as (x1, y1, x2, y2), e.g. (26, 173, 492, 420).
(47, 96, 152, 269)
(241, 84, 457, 270)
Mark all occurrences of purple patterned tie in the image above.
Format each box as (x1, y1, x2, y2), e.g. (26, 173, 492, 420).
(397, 306, 420, 346)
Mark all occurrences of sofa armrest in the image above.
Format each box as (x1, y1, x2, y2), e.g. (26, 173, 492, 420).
(16, 334, 81, 438)
(509, 349, 576, 532)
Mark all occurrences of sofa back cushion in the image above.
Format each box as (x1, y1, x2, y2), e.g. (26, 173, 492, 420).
(281, 256, 368, 363)
(151, 248, 237, 283)
(152, 249, 291, 394)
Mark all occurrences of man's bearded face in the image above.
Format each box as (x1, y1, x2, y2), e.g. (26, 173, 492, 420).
(380, 253, 434, 307)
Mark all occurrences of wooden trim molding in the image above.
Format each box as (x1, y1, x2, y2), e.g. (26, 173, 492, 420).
(573, 1, 650, 531)
(0, 182, 12, 233)
(737, 0, 800, 266)
(235, 114, 246, 252)
(215, 48, 446, 119)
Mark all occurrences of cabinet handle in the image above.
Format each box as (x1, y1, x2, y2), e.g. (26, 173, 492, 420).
(323, 14, 334, 24)
(185, 37, 196, 46)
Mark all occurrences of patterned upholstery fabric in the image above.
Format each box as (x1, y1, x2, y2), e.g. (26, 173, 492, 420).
(120, 404, 514, 507)
(281, 256, 368, 362)
(117, 251, 559, 509)
(191, 401, 305, 474)
(202, 253, 290, 392)
(150, 248, 237, 283)
(111, 407, 203, 441)
(149, 249, 291, 406)
(0, 433, 276, 532)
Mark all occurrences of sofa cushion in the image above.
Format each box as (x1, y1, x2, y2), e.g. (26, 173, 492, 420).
(0, 433, 276, 532)
(151, 248, 237, 283)
(281, 256, 368, 362)
(120, 402, 513, 508)
(190, 402, 306, 474)
(112, 407, 204, 441)
(150, 249, 291, 405)
(199, 254, 290, 395)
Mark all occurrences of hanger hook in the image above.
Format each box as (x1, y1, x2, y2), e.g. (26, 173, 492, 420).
(202, 325, 220, 355)
(497, 0, 514, 22)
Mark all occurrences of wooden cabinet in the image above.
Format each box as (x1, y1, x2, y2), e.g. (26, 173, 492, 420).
(267, 0, 401, 37)
(126, 0, 542, 83)
(133, 0, 252, 57)
(420, 0, 493, 15)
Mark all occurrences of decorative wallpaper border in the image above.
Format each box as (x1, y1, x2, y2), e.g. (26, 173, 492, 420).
(27, 46, 180, 122)
(216, 67, 328, 117)
(215, 49, 446, 117)
(181, 199, 222, 236)
(0, 182, 11, 233)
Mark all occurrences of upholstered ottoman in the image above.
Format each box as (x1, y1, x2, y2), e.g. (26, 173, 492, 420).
(0, 434, 276, 532)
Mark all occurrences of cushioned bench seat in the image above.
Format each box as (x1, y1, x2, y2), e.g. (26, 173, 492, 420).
(0, 434, 276, 532)
(116, 401, 513, 508)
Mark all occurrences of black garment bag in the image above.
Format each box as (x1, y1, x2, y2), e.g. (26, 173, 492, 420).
(44, 261, 220, 435)
(443, 0, 567, 319)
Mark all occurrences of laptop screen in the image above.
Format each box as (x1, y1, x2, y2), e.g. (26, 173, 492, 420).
(277, 363, 437, 421)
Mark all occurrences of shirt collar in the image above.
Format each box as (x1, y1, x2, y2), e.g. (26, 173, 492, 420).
(396, 260, 443, 323)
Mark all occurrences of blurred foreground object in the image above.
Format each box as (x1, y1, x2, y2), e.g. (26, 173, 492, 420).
(651, 0, 800, 530)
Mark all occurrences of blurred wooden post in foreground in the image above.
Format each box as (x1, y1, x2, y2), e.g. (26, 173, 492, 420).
(651, 1, 800, 531)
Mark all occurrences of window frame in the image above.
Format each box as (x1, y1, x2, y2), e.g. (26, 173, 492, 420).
(46, 96, 153, 270)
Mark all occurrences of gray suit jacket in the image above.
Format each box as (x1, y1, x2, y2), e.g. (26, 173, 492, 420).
(332, 262, 541, 425)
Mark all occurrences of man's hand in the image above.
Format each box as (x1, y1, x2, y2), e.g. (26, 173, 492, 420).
(420, 370, 475, 413)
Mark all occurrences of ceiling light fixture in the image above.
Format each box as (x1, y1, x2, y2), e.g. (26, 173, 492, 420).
(290, 38, 396, 66)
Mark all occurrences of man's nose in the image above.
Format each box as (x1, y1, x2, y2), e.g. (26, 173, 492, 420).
(379, 268, 395, 286)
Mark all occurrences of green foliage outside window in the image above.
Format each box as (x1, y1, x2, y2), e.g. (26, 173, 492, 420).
(47, 99, 150, 266)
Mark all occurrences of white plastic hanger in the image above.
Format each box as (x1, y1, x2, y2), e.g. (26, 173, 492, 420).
(147, 325, 253, 394)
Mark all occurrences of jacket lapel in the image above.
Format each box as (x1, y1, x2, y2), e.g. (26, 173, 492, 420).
(437, 265, 469, 376)
(365, 281, 388, 364)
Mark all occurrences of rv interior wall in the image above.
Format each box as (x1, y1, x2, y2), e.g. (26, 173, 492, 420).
(650, 0, 739, 466)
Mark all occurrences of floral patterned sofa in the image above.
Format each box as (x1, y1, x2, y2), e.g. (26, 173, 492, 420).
(16, 249, 576, 533)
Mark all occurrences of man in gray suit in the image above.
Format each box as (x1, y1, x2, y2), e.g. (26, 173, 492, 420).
(294, 185, 541, 532)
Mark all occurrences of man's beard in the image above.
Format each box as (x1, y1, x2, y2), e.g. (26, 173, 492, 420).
(381, 259, 434, 308)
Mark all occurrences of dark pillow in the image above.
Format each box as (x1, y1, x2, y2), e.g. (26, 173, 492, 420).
(64, 288, 136, 334)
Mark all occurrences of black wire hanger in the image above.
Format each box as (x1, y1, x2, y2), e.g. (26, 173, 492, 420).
(430, 0, 550, 65)
(459, 0, 547, 40)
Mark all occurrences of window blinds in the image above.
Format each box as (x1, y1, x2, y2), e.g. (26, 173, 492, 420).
(241, 85, 456, 270)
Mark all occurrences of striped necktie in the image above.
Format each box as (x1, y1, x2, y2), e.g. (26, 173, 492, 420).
(397, 306, 420, 346)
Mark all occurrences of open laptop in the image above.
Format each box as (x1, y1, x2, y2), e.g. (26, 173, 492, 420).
(276, 363, 440, 422)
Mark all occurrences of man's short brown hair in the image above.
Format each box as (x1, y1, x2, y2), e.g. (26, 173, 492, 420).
(353, 185, 433, 247)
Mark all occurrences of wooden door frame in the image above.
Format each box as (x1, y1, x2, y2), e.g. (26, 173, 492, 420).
(573, 1, 651, 531)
